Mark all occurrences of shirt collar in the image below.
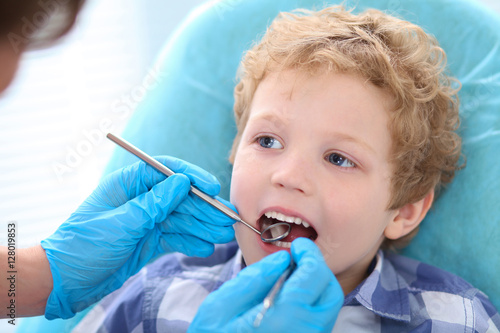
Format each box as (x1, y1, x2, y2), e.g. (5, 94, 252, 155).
(231, 248, 245, 279)
(344, 250, 411, 322)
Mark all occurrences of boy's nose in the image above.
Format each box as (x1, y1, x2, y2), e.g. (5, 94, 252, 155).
(270, 152, 314, 195)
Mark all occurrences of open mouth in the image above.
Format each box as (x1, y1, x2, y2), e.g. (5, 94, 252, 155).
(258, 211, 318, 248)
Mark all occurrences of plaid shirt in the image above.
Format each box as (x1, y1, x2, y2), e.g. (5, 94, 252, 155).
(74, 242, 500, 333)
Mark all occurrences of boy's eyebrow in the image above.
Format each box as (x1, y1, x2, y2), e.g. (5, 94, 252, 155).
(250, 112, 284, 125)
(329, 132, 377, 155)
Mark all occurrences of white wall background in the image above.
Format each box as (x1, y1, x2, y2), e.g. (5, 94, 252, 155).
(482, 0, 500, 12)
(0, 0, 498, 331)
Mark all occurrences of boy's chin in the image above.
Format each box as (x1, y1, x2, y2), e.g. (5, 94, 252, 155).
(241, 251, 266, 267)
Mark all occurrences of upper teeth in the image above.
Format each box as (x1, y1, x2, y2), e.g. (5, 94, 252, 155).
(264, 211, 310, 228)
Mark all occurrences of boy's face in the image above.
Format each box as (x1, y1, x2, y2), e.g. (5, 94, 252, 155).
(230, 70, 399, 293)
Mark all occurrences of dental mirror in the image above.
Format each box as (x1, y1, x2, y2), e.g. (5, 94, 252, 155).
(239, 219, 291, 243)
(106, 133, 292, 243)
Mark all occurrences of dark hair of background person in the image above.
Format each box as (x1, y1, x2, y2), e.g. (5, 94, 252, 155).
(0, 0, 86, 48)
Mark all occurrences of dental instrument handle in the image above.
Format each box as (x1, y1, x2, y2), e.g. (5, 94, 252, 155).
(191, 187, 261, 235)
(253, 259, 296, 327)
(106, 133, 261, 235)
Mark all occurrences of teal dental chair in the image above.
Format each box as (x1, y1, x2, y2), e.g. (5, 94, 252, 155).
(17, 0, 500, 331)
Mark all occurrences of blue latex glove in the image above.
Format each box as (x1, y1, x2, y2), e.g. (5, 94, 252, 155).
(189, 238, 344, 332)
(41, 156, 236, 320)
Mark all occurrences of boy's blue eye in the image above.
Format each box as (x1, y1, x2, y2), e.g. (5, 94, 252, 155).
(327, 153, 356, 168)
(258, 136, 283, 149)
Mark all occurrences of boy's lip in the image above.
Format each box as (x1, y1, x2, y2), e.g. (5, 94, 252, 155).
(257, 236, 292, 254)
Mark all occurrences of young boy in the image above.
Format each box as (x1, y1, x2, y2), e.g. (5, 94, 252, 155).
(74, 5, 500, 332)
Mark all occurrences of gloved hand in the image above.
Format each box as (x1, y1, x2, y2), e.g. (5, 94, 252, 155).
(41, 156, 235, 320)
(189, 238, 344, 332)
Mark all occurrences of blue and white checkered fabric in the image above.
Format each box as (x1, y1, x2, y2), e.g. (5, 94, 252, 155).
(73, 242, 500, 333)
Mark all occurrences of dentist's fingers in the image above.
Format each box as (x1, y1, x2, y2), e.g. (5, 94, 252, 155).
(189, 241, 343, 333)
(190, 251, 290, 326)
(280, 238, 343, 306)
(95, 155, 222, 208)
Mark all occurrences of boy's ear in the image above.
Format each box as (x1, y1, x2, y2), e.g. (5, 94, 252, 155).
(384, 190, 435, 240)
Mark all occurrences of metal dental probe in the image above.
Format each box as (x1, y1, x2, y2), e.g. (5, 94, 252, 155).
(106, 133, 291, 243)
(253, 259, 296, 327)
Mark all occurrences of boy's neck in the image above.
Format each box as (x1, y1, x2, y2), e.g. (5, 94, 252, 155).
(337, 252, 378, 296)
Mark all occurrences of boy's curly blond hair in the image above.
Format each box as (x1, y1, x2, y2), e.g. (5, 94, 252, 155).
(229, 6, 463, 249)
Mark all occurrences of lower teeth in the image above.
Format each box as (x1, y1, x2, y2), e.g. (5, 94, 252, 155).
(274, 240, 291, 248)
